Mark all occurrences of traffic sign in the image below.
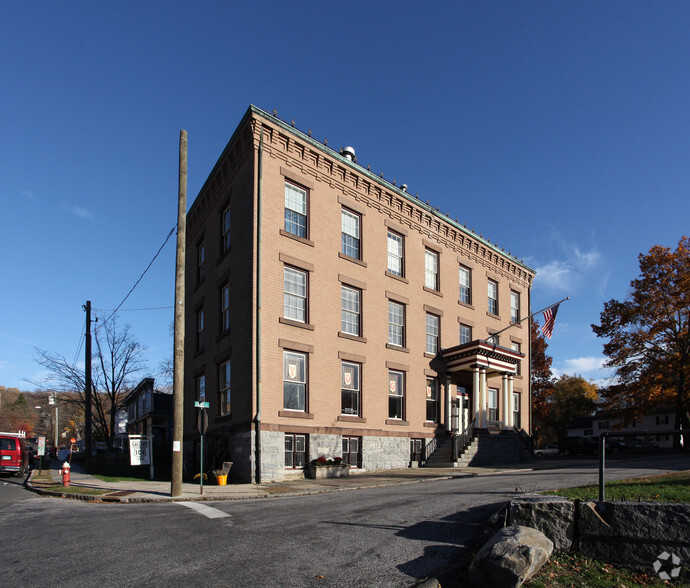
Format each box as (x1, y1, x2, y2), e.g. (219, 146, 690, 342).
(197, 410, 208, 434)
(194, 401, 210, 408)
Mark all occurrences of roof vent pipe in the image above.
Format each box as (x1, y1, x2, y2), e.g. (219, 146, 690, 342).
(340, 146, 356, 161)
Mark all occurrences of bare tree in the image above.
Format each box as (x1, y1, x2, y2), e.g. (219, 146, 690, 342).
(33, 314, 146, 449)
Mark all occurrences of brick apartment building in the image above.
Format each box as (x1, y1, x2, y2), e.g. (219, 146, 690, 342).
(183, 105, 536, 483)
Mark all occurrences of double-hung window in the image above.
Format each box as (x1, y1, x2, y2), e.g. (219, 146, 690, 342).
(341, 361, 361, 416)
(488, 388, 499, 422)
(221, 283, 230, 333)
(284, 266, 307, 323)
(388, 371, 404, 420)
(222, 206, 231, 253)
(341, 208, 361, 259)
(342, 436, 361, 468)
(196, 374, 206, 401)
(488, 280, 498, 315)
(341, 286, 361, 336)
(219, 360, 231, 415)
(426, 378, 439, 422)
(511, 342, 521, 375)
(459, 265, 471, 304)
(284, 182, 307, 238)
(425, 249, 439, 291)
(387, 230, 403, 276)
(388, 301, 404, 347)
(459, 323, 472, 345)
(513, 393, 521, 429)
(510, 291, 520, 323)
(426, 313, 440, 355)
(283, 351, 307, 411)
(285, 433, 307, 469)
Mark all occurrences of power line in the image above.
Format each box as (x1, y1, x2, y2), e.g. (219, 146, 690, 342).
(94, 306, 174, 312)
(96, 226, 176, 332)
(71, 326, 86, 371)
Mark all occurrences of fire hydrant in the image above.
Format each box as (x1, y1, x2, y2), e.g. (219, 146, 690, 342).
(59, 461, 70, 487)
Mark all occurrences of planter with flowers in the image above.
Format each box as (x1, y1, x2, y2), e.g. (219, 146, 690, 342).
(307, 456, 350, 479)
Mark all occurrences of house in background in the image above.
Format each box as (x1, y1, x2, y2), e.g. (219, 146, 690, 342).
(183, 105, 536, 483)
(566, 407, 678, 448)
(566, 416, 594, 438)
(124, 377, 173, 445)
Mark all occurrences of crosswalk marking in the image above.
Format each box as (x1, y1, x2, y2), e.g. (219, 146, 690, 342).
(177, 501, 231, 519)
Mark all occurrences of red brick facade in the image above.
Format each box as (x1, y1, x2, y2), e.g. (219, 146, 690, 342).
(184, 106, 535, 483)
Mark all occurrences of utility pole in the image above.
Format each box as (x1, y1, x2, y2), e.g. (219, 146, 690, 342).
(171, 130, 187, 497)
(84, 300, 92, 469)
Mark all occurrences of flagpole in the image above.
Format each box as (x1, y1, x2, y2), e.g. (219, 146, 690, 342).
(487, 296, 570, 341)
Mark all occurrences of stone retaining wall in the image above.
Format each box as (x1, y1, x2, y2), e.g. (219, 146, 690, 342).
(508, 495, 690, 581)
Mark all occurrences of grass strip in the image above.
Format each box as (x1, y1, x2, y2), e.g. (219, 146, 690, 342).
(91, 474, 153, 483)
(548, 470, 690, 502)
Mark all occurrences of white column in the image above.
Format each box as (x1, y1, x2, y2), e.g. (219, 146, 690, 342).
(444, 378, 451, 432)
(479, 367, 487, 428)
(507, 375, 515, 428)
(472, 366, 480, 426)
(502, 372, 509, 429)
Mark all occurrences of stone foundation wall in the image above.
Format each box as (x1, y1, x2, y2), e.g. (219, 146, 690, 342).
(257, 431, 411, 481)
(362, 435, 410, 471)
(258, 430, 284, 482)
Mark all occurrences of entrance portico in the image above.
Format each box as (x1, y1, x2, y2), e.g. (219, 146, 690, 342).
(440, 340, 523, 431)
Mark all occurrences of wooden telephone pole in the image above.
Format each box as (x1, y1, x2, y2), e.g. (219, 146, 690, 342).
(84, 300, 92, 469)
(171, 130, 187, 497)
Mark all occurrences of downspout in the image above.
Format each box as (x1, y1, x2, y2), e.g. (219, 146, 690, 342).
(254, 126, 263, 483)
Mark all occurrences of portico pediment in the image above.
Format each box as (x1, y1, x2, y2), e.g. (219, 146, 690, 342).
(440, 340, 523, 376)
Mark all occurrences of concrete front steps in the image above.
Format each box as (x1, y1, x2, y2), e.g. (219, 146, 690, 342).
(423, 430, 534, 468)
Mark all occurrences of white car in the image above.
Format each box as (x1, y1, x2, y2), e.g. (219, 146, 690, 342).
(534, 444, 559, 456)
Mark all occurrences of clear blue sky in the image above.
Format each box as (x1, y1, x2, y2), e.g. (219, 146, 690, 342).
(2, 1, 688, 391)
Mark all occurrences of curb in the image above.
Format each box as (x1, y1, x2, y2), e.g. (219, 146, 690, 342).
(24, 466, 534, 504)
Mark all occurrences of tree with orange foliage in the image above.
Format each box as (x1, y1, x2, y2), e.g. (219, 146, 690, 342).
(592, 236, 690, 448)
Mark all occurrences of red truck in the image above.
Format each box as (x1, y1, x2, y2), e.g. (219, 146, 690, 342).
(0, 433, 29, 477)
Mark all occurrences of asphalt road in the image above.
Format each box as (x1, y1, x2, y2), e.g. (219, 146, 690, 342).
(2, 454, 688, 587)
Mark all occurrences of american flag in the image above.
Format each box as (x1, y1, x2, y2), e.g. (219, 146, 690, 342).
(541, 303, 561, 339)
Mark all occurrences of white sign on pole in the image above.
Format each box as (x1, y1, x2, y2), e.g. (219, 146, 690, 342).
(37, 436, 46, 457)
(129, 436, 151, 466)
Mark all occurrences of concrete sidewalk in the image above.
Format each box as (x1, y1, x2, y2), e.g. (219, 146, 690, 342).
(26, 459, 534, 503)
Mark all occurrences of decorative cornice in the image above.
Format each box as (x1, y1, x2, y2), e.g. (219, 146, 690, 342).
(247, 106, 535, 287)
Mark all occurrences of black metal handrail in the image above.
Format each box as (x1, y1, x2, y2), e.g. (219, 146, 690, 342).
(457, 419, 476, 456)
(422, 436, 439, 462)
(514, 426, 533, 454)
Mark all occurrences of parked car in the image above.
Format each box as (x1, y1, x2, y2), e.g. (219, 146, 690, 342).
(559, 436, 598, 456)
(0, 434, 29, 476)
(534, 444, 559, 456)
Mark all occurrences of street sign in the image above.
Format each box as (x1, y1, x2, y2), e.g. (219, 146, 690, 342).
(129, 436, 151, 466)
(194, 401, 210, 408)
(37, 436, 46, 457)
